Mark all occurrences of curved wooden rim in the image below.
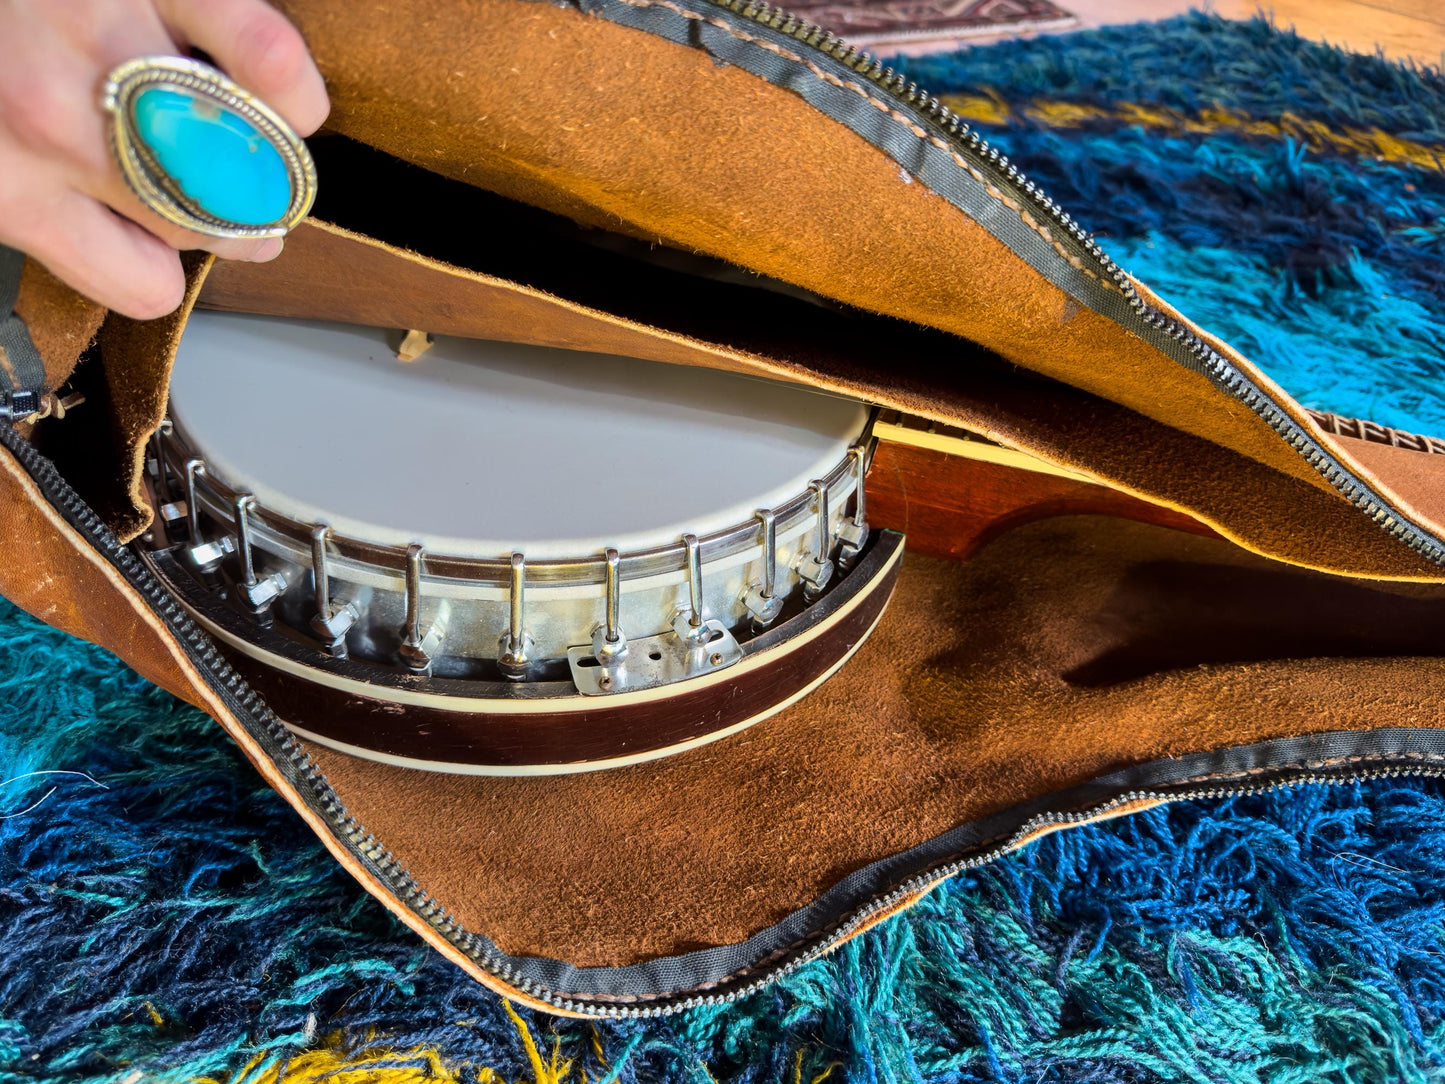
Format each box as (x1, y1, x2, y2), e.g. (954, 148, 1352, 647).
(149, 531, 904, 773)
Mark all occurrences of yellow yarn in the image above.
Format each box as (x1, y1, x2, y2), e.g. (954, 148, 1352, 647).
(201, 1042, 462, 1084)
(942, 94, 1445, 175)
(200, 1002, 578, 1084)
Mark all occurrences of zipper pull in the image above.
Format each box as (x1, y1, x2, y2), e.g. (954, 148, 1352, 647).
(0, 389, 40, 425)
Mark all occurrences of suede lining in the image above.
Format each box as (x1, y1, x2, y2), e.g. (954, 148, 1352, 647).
(200, 220, 1440, 580)
(268, 0, 1400, 509)
(306, 517, 1445, 969)
(13, 257, 105, 392)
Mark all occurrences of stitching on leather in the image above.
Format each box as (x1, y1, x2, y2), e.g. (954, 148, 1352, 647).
(604, 0, 1108, 284)
(547, 747, 1445, 1004)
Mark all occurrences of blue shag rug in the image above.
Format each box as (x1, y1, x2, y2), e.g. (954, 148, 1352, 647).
(5, 13, 1445, 1083)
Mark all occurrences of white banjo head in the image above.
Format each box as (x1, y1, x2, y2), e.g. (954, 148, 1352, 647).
(147, 310, 896, 775)
(167, 311, 867, 560)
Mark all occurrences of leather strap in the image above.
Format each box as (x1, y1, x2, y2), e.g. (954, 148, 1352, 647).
(0, 245, 45, 398)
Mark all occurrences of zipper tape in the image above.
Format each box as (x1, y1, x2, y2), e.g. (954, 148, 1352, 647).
(556, 0, 1445, 570)
(0, 244, 45, 400)
(5, 419, 1445, 1014)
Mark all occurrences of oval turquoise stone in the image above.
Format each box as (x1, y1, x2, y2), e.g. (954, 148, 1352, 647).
(131, 86, 292, 226)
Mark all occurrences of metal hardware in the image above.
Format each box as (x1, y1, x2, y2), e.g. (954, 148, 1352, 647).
(155, 409, 865, 675)
(568, 617, 742, 696)
(155, 417, 859, 588)
(184, 458, 233, 570)
(308, 524, 358, 655)
(151, 422, 189, 528)
(148, 422, 173, 504)
(835, 445, 869, 571)
(232, 493, 287, 611)
(671, 534, 711, 643)
(398, 544, 446, 673)
(795, 481, 835, 601)
(0, 390, 39, 422)
(589, 548, 629, 666)
(497, 552, 534, 681)
(184, 459, 205, 543)
(159, 499, 190, 530)
(742, 510, 784, 628)
(572, 535, 744, 695)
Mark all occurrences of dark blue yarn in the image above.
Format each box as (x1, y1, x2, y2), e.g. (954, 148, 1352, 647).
(890, 14, 1445, 436)
(898, 13, 1445, 142)
(5, 14, 1445, 1084)
(5, 594, 1445, 1081)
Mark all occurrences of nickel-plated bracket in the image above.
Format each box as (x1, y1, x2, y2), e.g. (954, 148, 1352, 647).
(231, 493, 289, 611)
(309, 524, 360, 656)
(835, 445, 869, 571)
(568, 533, 742, 695)
(497, 552, 535, 681)
(183, 458, 235, 571)
(568, 620, 742, 696)
(397, 544, 447, 673)
(795, 480, 836, 601)
(741, 509, 785, 629)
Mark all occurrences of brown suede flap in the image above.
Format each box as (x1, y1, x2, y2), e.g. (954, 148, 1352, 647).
(308, 517, 1445, 969)
(200, 222, 1442, 581)
(265, 0, 1342, 500)
(12, 258, 105, 393)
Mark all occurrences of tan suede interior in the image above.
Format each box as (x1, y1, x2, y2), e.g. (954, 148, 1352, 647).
(306, 516, 1445, 968)
(12, 257, 105, 392)
(6, 0, 1445, 1006)
(263, 0, 1445, 544)
(192, 221, 1444, 580)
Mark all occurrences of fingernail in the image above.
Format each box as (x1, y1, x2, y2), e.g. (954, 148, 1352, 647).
(254, 237, 285, 262)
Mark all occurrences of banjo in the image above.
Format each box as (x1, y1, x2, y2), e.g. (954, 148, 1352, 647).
(141, 310, 904, 774)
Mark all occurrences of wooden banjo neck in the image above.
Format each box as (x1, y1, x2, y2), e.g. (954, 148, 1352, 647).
(866, 409, 1216, 561)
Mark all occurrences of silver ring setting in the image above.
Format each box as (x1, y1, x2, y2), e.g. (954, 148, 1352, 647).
(101, 55, 317, 240)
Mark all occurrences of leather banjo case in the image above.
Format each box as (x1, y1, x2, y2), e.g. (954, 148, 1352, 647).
(6, 0, 1445, 1017)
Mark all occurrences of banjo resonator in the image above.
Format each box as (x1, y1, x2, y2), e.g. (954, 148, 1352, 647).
(139, 312, 903, 775)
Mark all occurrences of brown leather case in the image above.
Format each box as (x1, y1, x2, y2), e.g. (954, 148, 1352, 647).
(4, 0, 1445, 1018)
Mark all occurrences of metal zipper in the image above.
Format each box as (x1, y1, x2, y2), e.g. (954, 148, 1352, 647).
(3, 2, 1443, 1013)
(4, 416, 1443, 1017)
(698, 0, 1445, 569)
(0, 390, 41, 424)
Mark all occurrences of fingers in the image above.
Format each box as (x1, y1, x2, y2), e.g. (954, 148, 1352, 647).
(86, 170, 285, 265)
(0, 0, 321, 321)
(155, 0, 330, 135)
(7, 188, 186, 320)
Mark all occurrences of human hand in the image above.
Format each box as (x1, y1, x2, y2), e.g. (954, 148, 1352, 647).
(0, 0, 329, 320)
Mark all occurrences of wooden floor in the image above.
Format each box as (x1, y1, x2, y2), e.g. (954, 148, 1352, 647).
(965, 0, 1445, 67)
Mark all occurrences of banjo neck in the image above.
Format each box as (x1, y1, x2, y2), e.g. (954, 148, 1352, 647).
(867, 409, 1217, 563)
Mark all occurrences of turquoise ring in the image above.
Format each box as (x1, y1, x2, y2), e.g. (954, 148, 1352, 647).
(101, 56, 316, 239)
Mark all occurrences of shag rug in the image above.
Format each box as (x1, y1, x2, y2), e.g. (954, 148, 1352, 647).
(5, 13, 1445, 1084)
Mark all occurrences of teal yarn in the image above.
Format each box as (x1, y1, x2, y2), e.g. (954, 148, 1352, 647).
(4, 590, 1445, 1082)
(6, 13, 1445, 1084)
(895, 13, 1445, 436)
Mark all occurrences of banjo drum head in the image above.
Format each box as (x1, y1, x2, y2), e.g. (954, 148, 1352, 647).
(166, 311, 868, 560)
(151, 310, 902, 775)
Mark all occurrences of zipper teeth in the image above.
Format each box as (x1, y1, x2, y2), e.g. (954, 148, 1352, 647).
(4, 420, 1444, 1017)
(708, 0, 1445, 570)
(5, 6, 1444, 1013)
